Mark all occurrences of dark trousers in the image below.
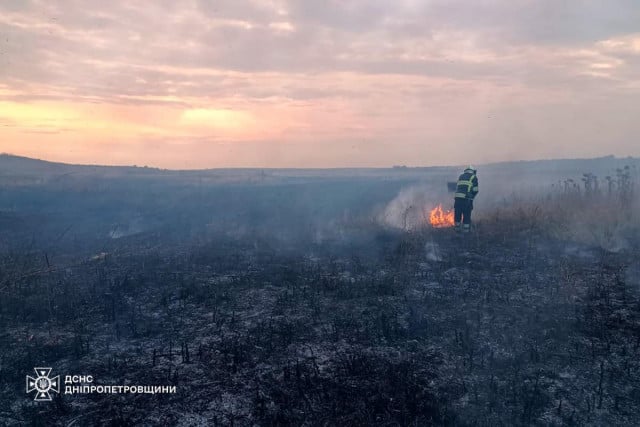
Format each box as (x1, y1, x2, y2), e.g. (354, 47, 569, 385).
(454, 198, 473, 225)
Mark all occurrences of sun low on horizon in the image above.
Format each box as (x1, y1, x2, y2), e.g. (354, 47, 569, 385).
(1, 1, 640, 169)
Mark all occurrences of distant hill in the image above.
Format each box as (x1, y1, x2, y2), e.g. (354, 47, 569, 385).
(0, 153, 71, 175)
(0, 153, 164, 180)
(0, 153, 637, 183)
(485, 155, 639, 175)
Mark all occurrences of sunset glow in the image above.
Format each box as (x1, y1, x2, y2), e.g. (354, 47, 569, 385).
(1, 1, 639, 168)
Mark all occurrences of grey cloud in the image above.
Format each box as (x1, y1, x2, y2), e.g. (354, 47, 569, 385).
(284, 0, 391, 32)
(196, 0, 280, 23)
(377, 0, 640, 46)
(0, 0, 34, 12)
(0, 0, 639, 105)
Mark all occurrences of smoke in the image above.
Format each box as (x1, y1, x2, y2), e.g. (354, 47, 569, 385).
(378, 185, 445, 230)
(424, 240, 442, 262)
(109, 215, 149, 239)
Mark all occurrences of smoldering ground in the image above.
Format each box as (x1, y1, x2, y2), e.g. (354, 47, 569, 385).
(1, 154, 639, 426)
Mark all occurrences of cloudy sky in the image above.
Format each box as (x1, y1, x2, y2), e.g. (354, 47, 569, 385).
(1, 0, 639, 168)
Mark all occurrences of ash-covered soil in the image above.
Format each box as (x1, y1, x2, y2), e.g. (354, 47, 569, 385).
(2, 218, 639, 426)
(1, 155, 639, 426)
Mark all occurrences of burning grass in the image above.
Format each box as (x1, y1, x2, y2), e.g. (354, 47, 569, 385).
(428, 204, 455, 228)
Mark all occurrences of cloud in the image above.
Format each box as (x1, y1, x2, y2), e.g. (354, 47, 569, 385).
(0, 0, 639, 167)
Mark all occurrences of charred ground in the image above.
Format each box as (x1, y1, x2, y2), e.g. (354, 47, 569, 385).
(1, 155, 639, 426)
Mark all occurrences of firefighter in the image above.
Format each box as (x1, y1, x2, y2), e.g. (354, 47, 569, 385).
(454, 166, 479, 233)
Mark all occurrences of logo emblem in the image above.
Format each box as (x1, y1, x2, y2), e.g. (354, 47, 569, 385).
(26, 367, 60, 401)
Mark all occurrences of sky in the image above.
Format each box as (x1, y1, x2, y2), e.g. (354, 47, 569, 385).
(0, 0, 639, 168)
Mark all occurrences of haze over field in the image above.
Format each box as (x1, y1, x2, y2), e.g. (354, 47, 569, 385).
(1, 155, 639, 425)
(1, 0, 640, 168)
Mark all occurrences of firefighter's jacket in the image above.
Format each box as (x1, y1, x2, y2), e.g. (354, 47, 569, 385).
(454, 171, 479, 200)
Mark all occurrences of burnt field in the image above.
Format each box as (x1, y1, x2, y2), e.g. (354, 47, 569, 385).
(1, 156, 640, 426)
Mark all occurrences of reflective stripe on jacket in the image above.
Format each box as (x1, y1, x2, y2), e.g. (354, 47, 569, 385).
(454, 172, 479, 199)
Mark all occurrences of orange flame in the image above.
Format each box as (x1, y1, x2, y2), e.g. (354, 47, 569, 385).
(429, 204, 454, 228)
